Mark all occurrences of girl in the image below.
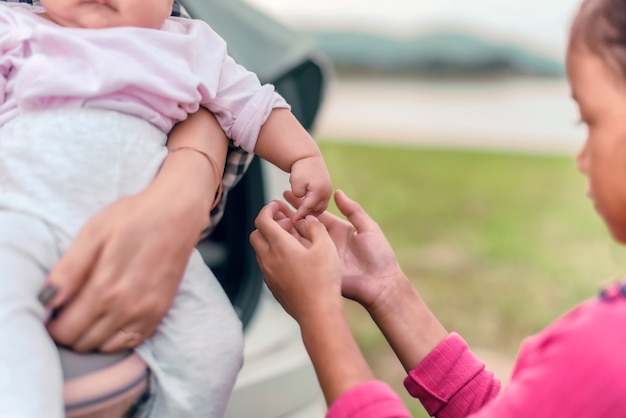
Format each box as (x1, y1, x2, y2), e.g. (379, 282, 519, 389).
(250, 0, 626, 416)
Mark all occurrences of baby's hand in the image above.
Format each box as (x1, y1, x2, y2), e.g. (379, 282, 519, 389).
(289, 155, 332, 221)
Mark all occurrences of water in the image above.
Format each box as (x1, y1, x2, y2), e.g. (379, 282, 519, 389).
(313, 76, 585, 155)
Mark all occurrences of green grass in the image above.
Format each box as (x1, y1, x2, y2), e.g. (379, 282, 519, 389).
(318, 140, 626, 417)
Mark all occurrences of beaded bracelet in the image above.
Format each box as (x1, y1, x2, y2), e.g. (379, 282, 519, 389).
(169, 146, 224, 211)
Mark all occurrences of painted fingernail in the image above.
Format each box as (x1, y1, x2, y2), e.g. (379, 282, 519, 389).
(38, 285, 58, 305)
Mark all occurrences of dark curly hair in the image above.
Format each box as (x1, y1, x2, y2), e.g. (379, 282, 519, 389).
(570, 0, 626, 78)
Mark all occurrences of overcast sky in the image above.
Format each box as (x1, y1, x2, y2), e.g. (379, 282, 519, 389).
(243, 0, 581, 58)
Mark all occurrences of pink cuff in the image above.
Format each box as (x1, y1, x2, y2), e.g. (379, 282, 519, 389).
(327, 380, 411, 418)
(403, 333, 487, 415)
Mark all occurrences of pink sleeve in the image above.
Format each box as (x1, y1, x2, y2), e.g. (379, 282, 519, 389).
(403, 333, 501, 417)
(326, 381, 411, 418)
(404, 298, 626, 418)
(185, 20, 290, 153)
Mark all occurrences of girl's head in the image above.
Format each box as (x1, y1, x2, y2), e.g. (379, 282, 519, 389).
(567, 0, 626, 243)
(40, 0, 174, 29)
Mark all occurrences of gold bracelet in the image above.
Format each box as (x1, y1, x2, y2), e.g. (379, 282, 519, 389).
(169, 146, 224, 211)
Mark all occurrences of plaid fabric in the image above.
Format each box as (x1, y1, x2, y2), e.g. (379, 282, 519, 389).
(0, 0, 255, 236)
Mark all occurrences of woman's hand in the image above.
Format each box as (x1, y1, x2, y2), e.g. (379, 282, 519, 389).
(284, 190, 405, 312)
(40, 109, 227, 353)
(249, 200, 343, 323)
(44, 189, 204, 352)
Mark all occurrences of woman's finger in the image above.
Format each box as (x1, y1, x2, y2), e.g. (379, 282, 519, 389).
(40, 226, 104, 309)
(70, 312, 121, 352)
(90, 319, 149, 353)
(45, 283, 105, 348)
(45, 254, 120, 347)
(99, 327, 146, 353)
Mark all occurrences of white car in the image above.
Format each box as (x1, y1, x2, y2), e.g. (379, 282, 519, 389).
(61, 0, 329, 416)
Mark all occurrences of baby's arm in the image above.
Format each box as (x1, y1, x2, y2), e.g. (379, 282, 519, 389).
(254, 108, 332, 220)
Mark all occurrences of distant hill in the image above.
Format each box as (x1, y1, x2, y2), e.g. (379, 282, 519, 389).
(306, 29, 565, 78)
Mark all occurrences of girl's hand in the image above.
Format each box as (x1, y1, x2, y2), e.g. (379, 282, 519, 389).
(250, 201, 343, 323)
(285, 190, 449, 372)
(284, 190, 406, 312)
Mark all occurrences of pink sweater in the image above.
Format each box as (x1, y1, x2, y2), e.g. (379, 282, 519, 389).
(327, 285, 626, 417)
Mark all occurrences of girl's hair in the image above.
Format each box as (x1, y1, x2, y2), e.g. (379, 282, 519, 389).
(571, 0, 626, 78)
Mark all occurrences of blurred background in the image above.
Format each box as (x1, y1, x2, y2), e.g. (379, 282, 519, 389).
(245, 0, 584, 152)
(240, 1, 626, 416)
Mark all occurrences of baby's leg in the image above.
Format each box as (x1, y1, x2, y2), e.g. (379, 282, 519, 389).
(135, 249, 244, 418)
(0, 212, 64, 417)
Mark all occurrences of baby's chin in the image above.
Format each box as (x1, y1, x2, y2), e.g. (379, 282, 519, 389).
(71, 13, 122, 29)
(74, 15, 163, 29)
(48, 8, 134, 29)
(42, 11, 115, 29)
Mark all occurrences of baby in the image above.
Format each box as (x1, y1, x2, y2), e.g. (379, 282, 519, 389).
(0, 0, 332, 417)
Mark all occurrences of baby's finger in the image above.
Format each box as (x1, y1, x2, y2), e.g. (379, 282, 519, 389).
(310, 198, 330, 217)
(283, 190, 303, 209)
(290, 178, 308, 199)
(293, 193, 319, 220)
(292, 207, 312, 222)
(294, 216, 332, 246)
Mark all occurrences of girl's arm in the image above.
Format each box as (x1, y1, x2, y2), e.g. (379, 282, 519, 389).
(283, 190, 501, 417)
(250, 201, 411, 417)
(42, 109, 229, 352)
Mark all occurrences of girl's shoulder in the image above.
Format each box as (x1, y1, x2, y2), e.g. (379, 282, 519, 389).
(519, 281, 626, 367)
(508, 283, 626, 416)
(551, 281, 626, 341)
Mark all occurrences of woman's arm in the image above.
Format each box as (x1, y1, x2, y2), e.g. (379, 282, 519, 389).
(41, 109, 229, 352)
